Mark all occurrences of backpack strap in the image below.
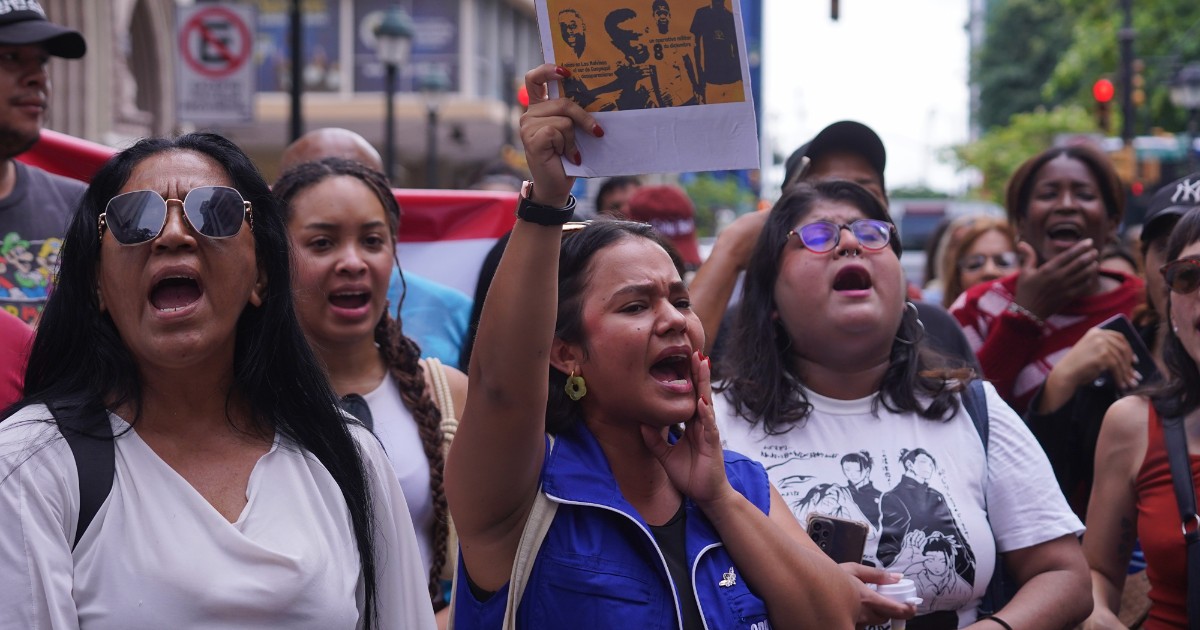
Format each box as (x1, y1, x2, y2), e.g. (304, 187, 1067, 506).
(1161, 413, 1200, 630)
(960, 380, 1013, 616)
(46, 400, 114, 550)
(963, 378, 988, 450)
(447, 435, 559, 630)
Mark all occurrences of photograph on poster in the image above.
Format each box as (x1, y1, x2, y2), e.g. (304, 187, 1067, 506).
(536, 0, 758, 176)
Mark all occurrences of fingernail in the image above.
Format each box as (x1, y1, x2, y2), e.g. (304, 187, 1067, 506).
(572, 151, 582, 166)
(890, 572, 905, 580)
(592, 123, 605, 138)
(698, 350, 707, 362)
(555, 66, 571, 78)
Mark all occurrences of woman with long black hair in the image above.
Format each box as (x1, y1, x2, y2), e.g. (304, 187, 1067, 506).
(716, 181, 1090, 629)
(0, 134, 433, 628)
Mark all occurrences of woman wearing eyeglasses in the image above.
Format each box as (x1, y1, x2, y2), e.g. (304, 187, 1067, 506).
(937, 216, 1018, 309)
(0, 134, 434, 628)
(949, 145, 1144, 520)
(715, 181, 1090, 629)
(445, 65, 859, 629)
(1082, 206, 1200, 630)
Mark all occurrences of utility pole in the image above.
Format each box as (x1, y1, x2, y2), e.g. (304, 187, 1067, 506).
(1118, 0, 1134, 145)
(288, 0, 303, 143)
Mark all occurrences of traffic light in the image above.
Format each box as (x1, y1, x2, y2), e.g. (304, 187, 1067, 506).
(1093, 77, 1114, 133)
(831, 0, 839, 20)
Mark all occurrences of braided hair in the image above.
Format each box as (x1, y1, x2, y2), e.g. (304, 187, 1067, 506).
(275, 158, 450, 604)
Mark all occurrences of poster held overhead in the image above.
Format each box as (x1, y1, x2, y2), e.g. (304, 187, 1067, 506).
(535, 0, 759, 176)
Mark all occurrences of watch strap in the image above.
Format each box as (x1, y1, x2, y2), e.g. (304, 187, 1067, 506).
(516, 182, 576, 226)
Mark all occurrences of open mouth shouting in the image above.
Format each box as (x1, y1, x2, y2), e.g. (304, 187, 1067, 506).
(650, 347, 693, 394)
(1046, 222, 1085, 250)
(832, 265, 873, 295)
(150, 274, 203, 312)
(327, 286, 373, 319)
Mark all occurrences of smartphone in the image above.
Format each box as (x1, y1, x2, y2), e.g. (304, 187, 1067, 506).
(1097, 313, 1159, 386)
(806, 513, 869, 564)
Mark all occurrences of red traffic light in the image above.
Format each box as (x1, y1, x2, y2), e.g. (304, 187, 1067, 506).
(1093, 78, 1115, 103)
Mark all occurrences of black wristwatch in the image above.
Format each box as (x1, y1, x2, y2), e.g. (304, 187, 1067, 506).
(516, 180, 576, 226)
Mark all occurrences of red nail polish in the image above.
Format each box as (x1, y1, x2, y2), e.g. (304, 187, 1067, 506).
(592, 123, 605, 138)
(555, 66, 571, 78)
(572, 151, 582, 166)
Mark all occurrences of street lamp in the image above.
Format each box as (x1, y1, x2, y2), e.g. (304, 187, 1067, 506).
(1170, 62, 1200, 170)
(419, 67, 450, 189)
(374, 7, 414, 183)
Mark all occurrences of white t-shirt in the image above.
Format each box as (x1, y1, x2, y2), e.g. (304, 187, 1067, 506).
(363, 372, 434, 574)
(714, 381, 1082, 628)
(0, 405, 435, 630)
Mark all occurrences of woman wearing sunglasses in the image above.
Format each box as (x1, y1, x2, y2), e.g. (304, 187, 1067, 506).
(0, 134, 434, 628)
(715, 181, 1090, 629)
(949, 145, 1144, 521)
(1082, 206, 1200, 630)
(444, 64, 859, 629)
(274, 158, 467, 627)
(937, 216, 1018, 309)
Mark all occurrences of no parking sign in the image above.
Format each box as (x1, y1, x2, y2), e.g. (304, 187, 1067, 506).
(176, 4, 256, 124)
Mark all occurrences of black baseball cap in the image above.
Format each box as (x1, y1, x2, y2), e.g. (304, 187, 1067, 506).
(783, 120, 887, 188)
(0, 1, 86, 59)
(1143, 172, 1200, 243)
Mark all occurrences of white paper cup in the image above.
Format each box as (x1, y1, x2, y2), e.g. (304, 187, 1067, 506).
(876, 579, 923, 630)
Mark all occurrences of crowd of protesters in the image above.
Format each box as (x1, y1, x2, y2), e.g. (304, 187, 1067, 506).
(2, 5, 1200, 630)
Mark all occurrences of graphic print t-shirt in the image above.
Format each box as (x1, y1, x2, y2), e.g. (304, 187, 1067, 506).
(0, 162, 85, 324)
(714, 381, 1082, 628)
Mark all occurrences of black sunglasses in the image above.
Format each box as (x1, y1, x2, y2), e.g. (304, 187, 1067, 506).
(99, 186, 252, 245)
(959, 252, 1018, 273)
(788, 219, 894, 253)
(1161, 258, 1200, 295)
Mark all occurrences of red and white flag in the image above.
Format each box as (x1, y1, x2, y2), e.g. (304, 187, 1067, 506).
(20, 130, 516, 298)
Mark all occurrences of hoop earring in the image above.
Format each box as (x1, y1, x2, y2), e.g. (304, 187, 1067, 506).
(894, 301, 925, 345)
(565, 369, 587, 401)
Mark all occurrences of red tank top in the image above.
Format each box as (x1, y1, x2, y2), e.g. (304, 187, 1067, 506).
(1136, 405, 1200, 629)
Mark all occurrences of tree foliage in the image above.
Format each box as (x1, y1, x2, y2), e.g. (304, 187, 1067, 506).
(682, 174, 756, 237)
(1043, 0, 1200, 135)
(974, 0, 1072, 131)
(958, 0, 1200, 198)
(949, 105, 1099, 203)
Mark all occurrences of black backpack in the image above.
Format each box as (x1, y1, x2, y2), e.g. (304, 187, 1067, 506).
(960, 379, 1018, 615)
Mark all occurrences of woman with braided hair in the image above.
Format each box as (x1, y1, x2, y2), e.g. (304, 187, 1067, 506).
(275, 158, 467, 627)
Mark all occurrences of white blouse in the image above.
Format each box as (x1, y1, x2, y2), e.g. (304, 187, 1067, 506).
(0, 405, 435, 630)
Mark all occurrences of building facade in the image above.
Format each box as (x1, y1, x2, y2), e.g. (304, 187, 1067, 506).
(43, 0, 540, 184)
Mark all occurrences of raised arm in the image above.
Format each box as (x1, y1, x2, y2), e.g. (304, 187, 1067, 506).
(1079, 396, 1148, 629)
(688, 210, 767, 355)
(443, 64, 599, 592)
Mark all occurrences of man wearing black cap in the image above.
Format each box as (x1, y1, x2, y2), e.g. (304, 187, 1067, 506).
(0, 0, 86, 325)
(1141, 172, 1200, 358)
(692, 120, 979, 372)
(783, 120, 888, 204)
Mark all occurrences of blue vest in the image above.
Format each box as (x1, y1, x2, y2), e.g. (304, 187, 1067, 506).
(453, 423, 775, 629)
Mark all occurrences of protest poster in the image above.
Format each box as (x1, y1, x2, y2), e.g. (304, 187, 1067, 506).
(535, 0, 759, 176)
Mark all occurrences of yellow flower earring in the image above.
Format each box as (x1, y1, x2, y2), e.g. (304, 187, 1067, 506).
(565, 368, 587, 401)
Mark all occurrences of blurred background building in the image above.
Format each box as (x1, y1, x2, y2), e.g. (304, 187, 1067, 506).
(42, 0, 540, 185)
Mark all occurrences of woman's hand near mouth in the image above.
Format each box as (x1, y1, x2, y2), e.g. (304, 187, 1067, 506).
(1012, 238, 1100, 320)
(641, 350, 731, 508)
